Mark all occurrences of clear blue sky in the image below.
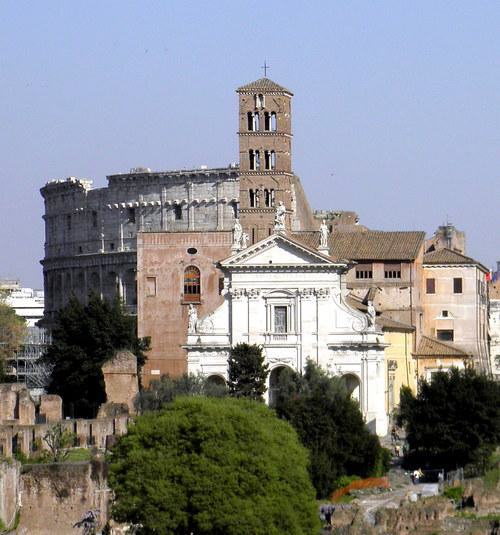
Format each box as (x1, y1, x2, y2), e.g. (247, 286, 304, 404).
(1, 1, 499, 287)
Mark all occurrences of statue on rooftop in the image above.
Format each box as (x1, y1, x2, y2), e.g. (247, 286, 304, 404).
(319, 219, 329, 248)
(233, 218, 243, 248)
(274, 201, 286, 231)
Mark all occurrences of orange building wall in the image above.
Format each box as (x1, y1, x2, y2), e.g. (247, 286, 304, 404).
(137, 231, 233, 384)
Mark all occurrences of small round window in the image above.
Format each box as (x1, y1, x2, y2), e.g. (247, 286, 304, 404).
(187, 247, 198, 255)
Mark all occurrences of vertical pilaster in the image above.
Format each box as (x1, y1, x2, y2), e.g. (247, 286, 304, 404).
(187, 182, 194, 231)
(216, 182, 223, 231)
(161, 187, 167, 231)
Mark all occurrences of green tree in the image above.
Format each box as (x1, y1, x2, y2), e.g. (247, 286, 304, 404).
(227, 343, 269, 400)
(43, 293, 150, 418)
(135, 372, 227, 412)
(109, 397, 319, 535)
(274, 362, 389, 498)
(397, 367, 500, 471)
(0, 300, 27, 380)
(43, 423, 76, 462)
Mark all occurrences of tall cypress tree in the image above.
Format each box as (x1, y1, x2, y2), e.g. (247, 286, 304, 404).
(227, 343, 269, 401)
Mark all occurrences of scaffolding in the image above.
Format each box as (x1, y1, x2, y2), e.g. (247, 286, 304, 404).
(9, 326, 52, 390)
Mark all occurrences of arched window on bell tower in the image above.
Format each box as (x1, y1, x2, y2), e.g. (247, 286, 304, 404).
(264, 189, 275, 207)
(264, 111, 270, 131)
(254, 112, 260, 131)
(270, 112, 277, 131)
(247, 112, 260, 131)
(265, 150, 270, 170)
(255, 150, 261, 170)
(255, 94, 265, 108)
(249, 149, 255, 170)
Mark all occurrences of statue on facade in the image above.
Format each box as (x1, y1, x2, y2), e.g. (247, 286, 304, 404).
(241, 232, 249, 249)
(274, 201, 286, 231)
(188, 304, 198, 333)
(367, 300, 376, 330)
(319, 219, 329, 248)
(233, 218, 243, 248)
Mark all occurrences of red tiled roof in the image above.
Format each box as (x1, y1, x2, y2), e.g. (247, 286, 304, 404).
(236, 78, 292, 94)
(423, 248, 488, 272)
(292, 230, 425, 261)
(414, 336, 470, 358)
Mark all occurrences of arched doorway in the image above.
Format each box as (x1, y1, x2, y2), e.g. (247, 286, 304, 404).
(206, 375, 226, 387)
(342, 374, 361, 405)
(205, 375, 227, 396)
(268, 366, 290, 407)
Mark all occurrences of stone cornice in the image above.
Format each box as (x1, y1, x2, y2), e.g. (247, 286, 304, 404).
(327, 341, 388, 349)
(237, 171, 295, 178)
(183, 344, 231, 350)
(227, 264, 345, 272)
(237, 132, 292, 138)
(41, 251, 137, 269)
(221, 232, 343, 268)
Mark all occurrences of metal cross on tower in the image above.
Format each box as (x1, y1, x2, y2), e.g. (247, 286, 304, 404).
(261, 61, 270, 77)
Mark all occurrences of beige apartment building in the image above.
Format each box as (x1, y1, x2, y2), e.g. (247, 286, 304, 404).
(419, 248, 490, 376)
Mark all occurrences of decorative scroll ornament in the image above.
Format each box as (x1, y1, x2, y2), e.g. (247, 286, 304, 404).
(315, 288, 331, 300)
(299, 288, 315, 299)
(247, 288, 261, 299)
(228, 287, 245, 300)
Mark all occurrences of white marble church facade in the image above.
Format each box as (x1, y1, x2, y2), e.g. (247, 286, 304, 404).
(185, 232, 388, 435)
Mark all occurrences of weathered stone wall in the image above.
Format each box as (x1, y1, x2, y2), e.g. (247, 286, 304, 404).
(18, 461, 110, 535)
(0, 384, 28, 424)
(39, 394, 63, 423)
(0, 416, 129, 458)
(41, 168, 239, 321)
(0, 460, 20, 529)
(102, 350, 138, 413)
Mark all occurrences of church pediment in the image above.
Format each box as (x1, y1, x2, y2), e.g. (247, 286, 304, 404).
(220, 233, 346, 269)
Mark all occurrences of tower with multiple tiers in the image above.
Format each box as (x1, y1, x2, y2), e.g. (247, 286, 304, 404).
(236, 78, 296, 243)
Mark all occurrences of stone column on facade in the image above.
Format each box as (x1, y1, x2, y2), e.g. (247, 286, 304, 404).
(69, 269, 74, 297)
(138, 194, 144, 231)
(247, 289, 262, 345)
(99, 225, 105, 253)
(98, 265, 103, 300)
(187, 182, 194, 231)
(230, 288, 248, 344)
(117, 272, 124, 301)
(161, 187, 168, 231)
(216, 181, 223, 231)
(298, 289, 316, 372)
(363, 346, 388, 435)
(315, 288, 332, 366)
(117, 207, 124, 252)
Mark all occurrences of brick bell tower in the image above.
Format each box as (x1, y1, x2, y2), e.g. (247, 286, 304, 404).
(236, 78, 294, 243)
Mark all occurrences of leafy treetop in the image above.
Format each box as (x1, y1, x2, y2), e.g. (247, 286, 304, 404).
(43, 293, 149, 418)
(109, 396, 320, 535)
(0, 300, 27, 380)
(274, 362, 390, 498)
(397, 366, 500, 471)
